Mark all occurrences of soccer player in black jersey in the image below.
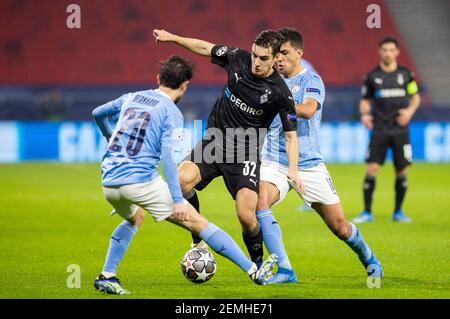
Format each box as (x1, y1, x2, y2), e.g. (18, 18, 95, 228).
(353, 36, 421, 224)
(153, 29, 303, 266)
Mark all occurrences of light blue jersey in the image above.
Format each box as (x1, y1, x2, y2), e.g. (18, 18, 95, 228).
(301, 58, 317, 73)
(92, 89, 184, 203)
(261, 67, 325, 169)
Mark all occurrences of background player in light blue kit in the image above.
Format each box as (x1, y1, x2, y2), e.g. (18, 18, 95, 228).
(91, 56, 277, 294)
(258, 28, 383, 284)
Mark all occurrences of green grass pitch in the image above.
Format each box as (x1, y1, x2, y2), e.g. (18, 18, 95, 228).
(0, 163, 449, 299)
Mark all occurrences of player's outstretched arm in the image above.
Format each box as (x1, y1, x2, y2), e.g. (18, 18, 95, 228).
(160, 144, 189, 221)
(153, 29, 215, 57)
(284, 131, 305, 194)
(295, 98, 318, 119)
(160, 111, 189, 221)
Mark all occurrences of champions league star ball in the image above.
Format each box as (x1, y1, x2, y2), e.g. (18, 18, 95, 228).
(181, 247, 216, 283)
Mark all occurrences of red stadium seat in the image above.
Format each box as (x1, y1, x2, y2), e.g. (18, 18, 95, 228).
(0, 0, 417, 86)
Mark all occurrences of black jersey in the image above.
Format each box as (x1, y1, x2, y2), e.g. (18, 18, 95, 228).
(206, 45, 297, 161)
(362, 65, 418, 132)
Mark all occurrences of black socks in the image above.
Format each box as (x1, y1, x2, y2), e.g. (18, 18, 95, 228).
(183, 189, 202, 245)
(395, 175, 407, 212)
(363, 175, 376, 213)
(242, 223, 263, 265)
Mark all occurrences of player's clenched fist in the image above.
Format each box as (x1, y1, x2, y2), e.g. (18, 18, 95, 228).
(153, 29, 176, 43)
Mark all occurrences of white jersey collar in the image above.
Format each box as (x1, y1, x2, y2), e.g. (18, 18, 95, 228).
(154, 89, 172, 101)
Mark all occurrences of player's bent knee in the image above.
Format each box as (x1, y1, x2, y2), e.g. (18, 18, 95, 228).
(256, 197, 269, 211)
(236, 188, 258, 206)
(257, 182, 279, 210)
(237, 210, 258, 232)
(366, 163, 380, 176)
(256, 191, 270, 210)
(256, 183, 270, 210)
(333, 221, 351, 240)
(186, 205, 209, 235)
(178, 161, 201, 192)
(178, 162, 192, 186)
(127, 207, 146, 227)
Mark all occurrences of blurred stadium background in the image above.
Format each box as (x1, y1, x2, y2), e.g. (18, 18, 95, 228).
(0, 0, 449, 163)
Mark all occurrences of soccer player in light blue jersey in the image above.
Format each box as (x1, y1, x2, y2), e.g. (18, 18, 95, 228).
(301, 58, 316, 73)
(257, 28, 383, 284)
(91, 56, 277, 294)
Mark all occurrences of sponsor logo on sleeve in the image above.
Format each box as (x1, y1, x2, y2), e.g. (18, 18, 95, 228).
(306, 87, 321, 94)
(216, 46, 229, 56)
(361, 85, 367, 96)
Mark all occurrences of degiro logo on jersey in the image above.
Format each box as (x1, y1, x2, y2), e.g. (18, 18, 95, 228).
(374, 88, 406, 98)
(225, 87, 264, 116)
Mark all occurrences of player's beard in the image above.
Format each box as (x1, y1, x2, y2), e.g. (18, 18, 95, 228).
(381, 57, 394, 66)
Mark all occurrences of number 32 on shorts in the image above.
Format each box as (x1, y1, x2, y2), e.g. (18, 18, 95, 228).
(243, 161, 257, 177)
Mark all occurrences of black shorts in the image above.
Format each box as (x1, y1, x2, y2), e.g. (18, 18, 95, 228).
(185, 141, 260, 200)
(366, 130, 412, 170)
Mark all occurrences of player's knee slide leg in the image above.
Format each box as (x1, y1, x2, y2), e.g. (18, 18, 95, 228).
(327, 219, 350, 240)
(178, 162, 200, 192)
(128, 215, 143, 228)
(333, 221, 351, 240)
(178, 171, 192, 192)
(134, 208, 146, 226)
(189, 211, 208, 233)
(237, 212, 258, 232)
(256, 193, 271, 211)
(367, 165, 379, 176)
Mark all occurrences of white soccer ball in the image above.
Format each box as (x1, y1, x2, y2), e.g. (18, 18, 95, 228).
(181, 247, 216, 283)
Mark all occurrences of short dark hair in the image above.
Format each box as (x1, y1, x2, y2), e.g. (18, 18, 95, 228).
(253, 30, 284, 56)
(277, 27, 304, 49)
(159, 55, 194, 89)
(379, 36, 399, 48)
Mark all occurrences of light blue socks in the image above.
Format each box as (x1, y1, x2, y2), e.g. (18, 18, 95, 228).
(200, 223, 254, 274)
(344, 222, 372, 263)
(256, 209, 292, 271)
(102, 220, 138, 275)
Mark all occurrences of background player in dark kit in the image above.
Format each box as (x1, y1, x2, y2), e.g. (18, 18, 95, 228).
(353, 36, 421, 224)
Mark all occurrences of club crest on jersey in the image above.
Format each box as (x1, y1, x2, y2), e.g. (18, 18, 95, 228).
(260, 90, 271, 104)
(291, 85, 301, 94)
(260, 93, 268, 104)
(216, 46, 228, 56)
(174, 128, 183, 141)
(374, 77, 383, 85)
(397, 73, 405, 85)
